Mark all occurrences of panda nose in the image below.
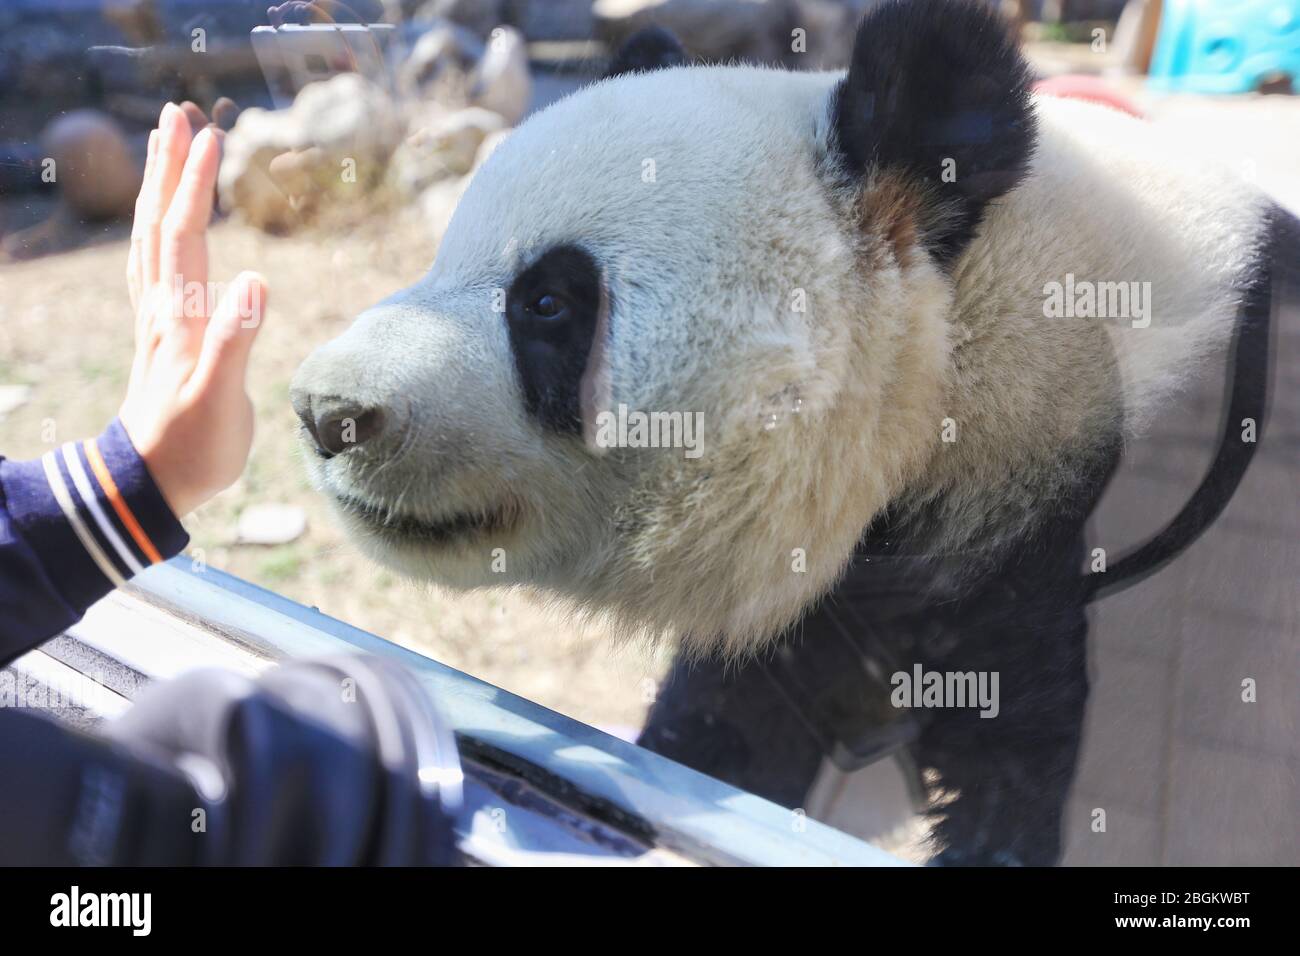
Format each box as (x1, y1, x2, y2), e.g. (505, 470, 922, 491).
(294, 398, 386, 458)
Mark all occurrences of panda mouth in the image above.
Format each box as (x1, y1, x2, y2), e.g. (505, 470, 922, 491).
(338, 495, 513, 545)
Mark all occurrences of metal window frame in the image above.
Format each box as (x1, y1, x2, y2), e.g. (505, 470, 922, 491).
(26, 558, 904, 867)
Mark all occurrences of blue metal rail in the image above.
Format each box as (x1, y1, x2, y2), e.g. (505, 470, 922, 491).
(79, 558, 903, 866)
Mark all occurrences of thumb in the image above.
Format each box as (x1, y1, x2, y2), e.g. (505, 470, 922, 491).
(191, 271, 268, 396)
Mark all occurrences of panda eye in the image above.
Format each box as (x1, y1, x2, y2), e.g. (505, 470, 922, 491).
(529, 293, 565, 318)
(504, 244, 601, 433)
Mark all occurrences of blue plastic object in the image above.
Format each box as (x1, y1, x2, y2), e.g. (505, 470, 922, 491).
(1148, 0, 1300, 93)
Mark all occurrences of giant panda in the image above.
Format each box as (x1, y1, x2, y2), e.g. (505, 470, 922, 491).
(289, 0, 1294, 864)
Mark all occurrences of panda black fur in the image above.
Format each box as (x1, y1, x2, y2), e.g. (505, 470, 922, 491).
(291, 0, 1294, 863)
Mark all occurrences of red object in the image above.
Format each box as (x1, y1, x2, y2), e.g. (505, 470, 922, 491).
(1033, 75, 1145, 118)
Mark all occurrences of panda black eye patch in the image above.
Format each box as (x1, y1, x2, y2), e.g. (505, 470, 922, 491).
(505, 244, 603, 434)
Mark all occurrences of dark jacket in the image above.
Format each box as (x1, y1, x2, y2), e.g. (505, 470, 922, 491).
(0, 418, 187, 667)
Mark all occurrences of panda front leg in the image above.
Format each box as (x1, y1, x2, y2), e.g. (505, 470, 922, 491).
(638, 551, 1094, 865)
(911, 597, 1091, 867)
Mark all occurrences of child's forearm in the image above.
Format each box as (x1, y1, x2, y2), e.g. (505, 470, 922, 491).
(1, 102, 267, 664)
(0, 419, 188, 665)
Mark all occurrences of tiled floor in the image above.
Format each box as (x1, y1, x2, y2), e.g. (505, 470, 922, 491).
(1061, 217, 1300, 866)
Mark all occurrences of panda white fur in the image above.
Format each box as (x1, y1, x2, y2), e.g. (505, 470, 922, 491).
(291, 0, 1291, 863)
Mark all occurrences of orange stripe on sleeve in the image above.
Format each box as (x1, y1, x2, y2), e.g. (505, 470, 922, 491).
(84, 438, 164, 565)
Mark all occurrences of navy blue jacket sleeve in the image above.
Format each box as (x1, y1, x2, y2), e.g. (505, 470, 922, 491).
(0, 418, 188, 666)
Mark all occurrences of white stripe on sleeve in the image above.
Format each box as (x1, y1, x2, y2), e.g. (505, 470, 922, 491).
(61, 442, 145, 576)
(40, 451, 128, 589)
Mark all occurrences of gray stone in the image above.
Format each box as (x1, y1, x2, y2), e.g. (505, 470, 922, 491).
(40, 110, 142, 221)
(235, 503, 308, 545)
(471, 26, 531, 125)
(0, 384, 32, 420)
(218, 73, 405, 231)
(398, 17, 486, 103)
(416, 126, 512, 236)
(390, 107, 507, 197)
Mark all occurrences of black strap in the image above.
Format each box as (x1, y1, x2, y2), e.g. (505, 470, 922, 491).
(1081, 207, 1288, 603)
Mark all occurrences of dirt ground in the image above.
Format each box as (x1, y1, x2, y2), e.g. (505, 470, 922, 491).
(0, 203, 671, 732)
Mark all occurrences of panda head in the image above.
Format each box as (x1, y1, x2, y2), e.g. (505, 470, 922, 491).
(290, 0, 1036, 655)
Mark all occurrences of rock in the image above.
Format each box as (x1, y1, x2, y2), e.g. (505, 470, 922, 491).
(418, 126, 511, 236)
(390, 107, 507, 197)
(40, 110, 142, 221)
(399, 20, 530, 123)
(471, 26, 531, 125)
(420, 174, 469, 238)
(218, 73, 405, 231)
(0, 384, 31, 420)
(267, 145, 329, 201)
(474, 128, 512, 169)
(235, 503, 307, 545)
(292, 72, 406, 158)
(218, 20, 530, 231)
(398, 17, 485, 103)
(217, 108, 300, 232)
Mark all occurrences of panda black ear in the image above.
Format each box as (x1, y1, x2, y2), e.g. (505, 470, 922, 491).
(605, 26, 688, 78)
(830, 0, 1037, 266)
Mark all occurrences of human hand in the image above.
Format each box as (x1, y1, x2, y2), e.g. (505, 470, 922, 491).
(119, 102, 268, 518)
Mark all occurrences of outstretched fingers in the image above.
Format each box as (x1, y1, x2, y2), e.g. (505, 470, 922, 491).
(136, 104, 193, 311)
(189, 271, 269, 400)
(160, 125, 222, 327)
